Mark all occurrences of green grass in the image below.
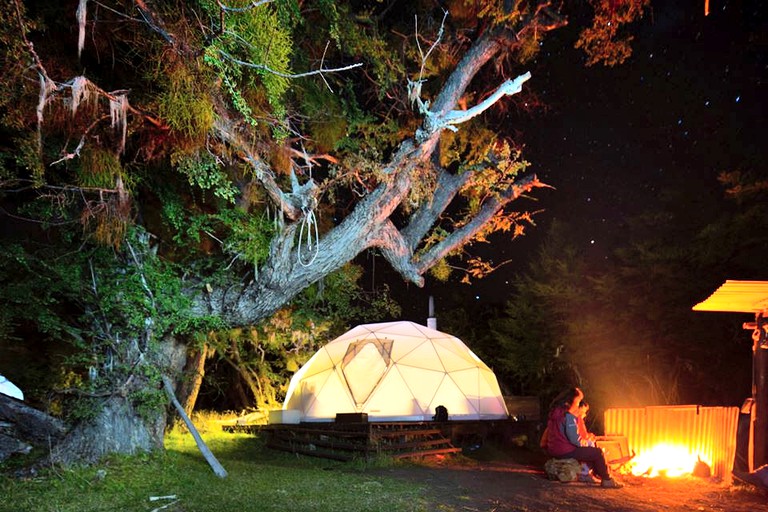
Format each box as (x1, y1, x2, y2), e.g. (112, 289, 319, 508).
(0, 425, 432, 512)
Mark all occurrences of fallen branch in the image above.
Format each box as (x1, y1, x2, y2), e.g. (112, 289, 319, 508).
(150, 499, 179, 512)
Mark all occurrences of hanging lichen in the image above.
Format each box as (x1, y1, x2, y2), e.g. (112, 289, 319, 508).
(109, 93, 128, 154)
(36, 73, 56, 155)
(76, 0, 88, 58)
(70, 76, 92, 117)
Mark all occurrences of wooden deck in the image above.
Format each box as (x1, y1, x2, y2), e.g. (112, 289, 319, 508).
(224, 418, 538, 462)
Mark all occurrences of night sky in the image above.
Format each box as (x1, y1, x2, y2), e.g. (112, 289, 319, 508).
(388, 0, 767, 323)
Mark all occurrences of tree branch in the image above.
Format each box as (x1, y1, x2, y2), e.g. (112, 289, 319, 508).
(414, 174, 549, 274)
(445, 72, 531, 126)
(369, 221, 423, 286)
(401, 167, 471, 250)
(133, 0, 175, 45)
(212, 117, 316, 221)
(217, 48, 362, 80)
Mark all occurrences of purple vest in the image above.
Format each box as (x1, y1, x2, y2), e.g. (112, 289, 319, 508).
(546, 406, 575, 456)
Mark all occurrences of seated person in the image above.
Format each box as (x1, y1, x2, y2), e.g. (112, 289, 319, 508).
(576, 400, 597, 482)
(545, 387, 621, 488)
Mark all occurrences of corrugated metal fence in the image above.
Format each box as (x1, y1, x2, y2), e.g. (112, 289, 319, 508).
(604, 405, 739, 483)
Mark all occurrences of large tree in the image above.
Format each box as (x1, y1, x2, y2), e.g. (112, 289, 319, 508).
(0, 0, 648, 465)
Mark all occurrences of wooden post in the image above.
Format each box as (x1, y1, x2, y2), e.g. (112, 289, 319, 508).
(162, 376, 228, 478)
(753, 313, 768, 469)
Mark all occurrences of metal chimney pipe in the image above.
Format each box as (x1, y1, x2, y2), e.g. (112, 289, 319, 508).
(427, 296, 437, 330)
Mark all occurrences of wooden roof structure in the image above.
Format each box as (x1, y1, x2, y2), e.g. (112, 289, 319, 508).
(693, 279, 768, 474)
(692, 280, 768, 314)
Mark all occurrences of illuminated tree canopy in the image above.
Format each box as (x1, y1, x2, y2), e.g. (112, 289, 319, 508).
(0, 0, 649, 464)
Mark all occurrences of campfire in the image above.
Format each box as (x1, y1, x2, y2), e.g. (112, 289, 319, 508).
(626, 443, 710, 478)
(602, 405, 739, 483)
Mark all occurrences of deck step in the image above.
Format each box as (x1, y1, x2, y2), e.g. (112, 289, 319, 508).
(390, 447, 463, 459)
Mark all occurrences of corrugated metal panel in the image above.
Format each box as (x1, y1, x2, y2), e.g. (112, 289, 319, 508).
(605, 405, 739, 484)
(692, 280, 768, 313)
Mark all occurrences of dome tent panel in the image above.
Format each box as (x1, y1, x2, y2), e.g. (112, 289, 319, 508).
(363, 365, 430, 420)
(394, 339, 445, 372)
(431, 342, 481, 373)
(431, 335, 491, 368)
(299, 353, 334, 380)
(429, 371, 481, 417)
(376, 364, 446, 420)
(395, 364, 446, 409)
(298, 369, 356, 419)
(446, 367, 508, 417)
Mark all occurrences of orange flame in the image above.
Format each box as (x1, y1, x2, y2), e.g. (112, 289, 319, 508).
(628, 444, 708, 478)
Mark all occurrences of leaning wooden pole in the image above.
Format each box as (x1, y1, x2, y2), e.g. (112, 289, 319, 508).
(162, 375, 228, 478)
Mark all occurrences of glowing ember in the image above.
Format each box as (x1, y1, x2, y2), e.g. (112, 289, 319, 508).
(628, 444, 706, 478)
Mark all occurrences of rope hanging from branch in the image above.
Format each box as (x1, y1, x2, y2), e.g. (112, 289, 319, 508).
(297, 206, 319, 267)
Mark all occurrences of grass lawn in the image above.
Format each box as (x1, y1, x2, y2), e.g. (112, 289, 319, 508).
(0, 419, 432, 512)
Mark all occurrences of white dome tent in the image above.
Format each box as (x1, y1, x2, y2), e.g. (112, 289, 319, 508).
(0, 374, 23, 401)
(281, 321, 509, 422)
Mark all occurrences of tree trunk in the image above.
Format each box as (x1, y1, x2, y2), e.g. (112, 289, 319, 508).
(45, 336, 187, 467)
(176, 344, 208, 419)
(47, 395, 165, 466)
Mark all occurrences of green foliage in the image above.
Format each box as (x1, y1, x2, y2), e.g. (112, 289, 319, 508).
(171, 150, 238, 202)
(0, 223, 208, 408)
(295, 264, 401, 324)
(129, 388, 167, 421)
(0, 243, 85, 342)
(323, 4, 404, 96)
(62, 396, 101, 423)
(156, 65, 215, 144)
(299, 80, 349, 152)
(428, 258, 452, 282)
(0, 2, 37, 131)
(78, 147, 124, 189)
(12, 134, 46, 186)
(200, 0, 293, 126)
(460, 141, 529, 214)
(217, 208, 276, 266)
(161, 200, 276, 270)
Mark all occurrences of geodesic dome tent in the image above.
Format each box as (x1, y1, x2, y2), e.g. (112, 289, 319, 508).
(0, 375, 23, 401)
(281, 321, 509, 422)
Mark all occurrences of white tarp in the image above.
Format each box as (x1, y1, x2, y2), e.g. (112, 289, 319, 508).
(0, 375, 23, 401)
(283, 321, 509, 422)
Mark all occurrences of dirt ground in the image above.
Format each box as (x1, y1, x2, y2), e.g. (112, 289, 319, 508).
(371, 451, 768, 512)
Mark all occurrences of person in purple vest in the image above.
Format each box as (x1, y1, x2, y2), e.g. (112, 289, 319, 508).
(545, 387, 621, 488)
